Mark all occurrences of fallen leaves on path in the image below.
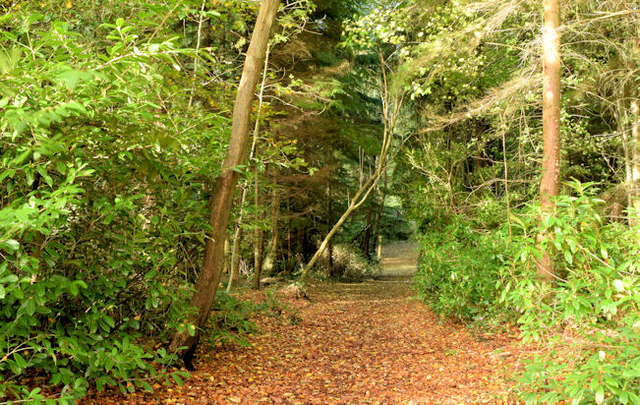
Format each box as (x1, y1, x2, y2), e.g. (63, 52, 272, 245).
(88, 278, 526, 404)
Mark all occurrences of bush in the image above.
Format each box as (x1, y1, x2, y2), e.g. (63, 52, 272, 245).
(0, 3, 224, 401)
(501, 181, 640, 404)
(414, 181, 640, 403)
(414, 214, 512, 322)
(315, 243, 380, 280)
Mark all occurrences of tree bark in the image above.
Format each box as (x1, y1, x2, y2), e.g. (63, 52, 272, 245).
(169, 0, 280, 362)
(263, 190, 280, 274)
(631, 99, 640, 227)
(537, 0, 562, 281)
(362, 200, 374, 259)
(252, 157, 266, 289)
(227, 223, 243, 292)
(372, 169, 387, 259)
(327, 182, 334, 276)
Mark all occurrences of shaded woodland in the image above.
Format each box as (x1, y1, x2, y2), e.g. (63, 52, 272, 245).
(1, 0, 640, 403)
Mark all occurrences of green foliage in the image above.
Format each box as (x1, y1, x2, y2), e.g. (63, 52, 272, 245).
(0, 0, 255, 400)
(206, 291, 296, 347)
(415, 182, 640, 403)
(501, 182, 640, 404)
(414, 214, 510, 322)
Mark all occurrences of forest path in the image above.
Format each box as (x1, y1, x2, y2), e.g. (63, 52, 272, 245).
(97, 242, 520, 404)
(377, 240, 420, 279)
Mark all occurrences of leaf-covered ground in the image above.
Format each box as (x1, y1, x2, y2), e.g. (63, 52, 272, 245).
(89, 243, 525, 404)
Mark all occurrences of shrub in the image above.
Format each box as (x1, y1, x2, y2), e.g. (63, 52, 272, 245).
(501, 181, 640, 404)
(414, 214, 512, 322)
(317, 243, 380, 280)
(0, 3, 222, 401)
(415, 181, 640, 403)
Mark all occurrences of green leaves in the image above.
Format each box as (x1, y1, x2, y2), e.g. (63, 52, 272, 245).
(0, 239, 20, 253)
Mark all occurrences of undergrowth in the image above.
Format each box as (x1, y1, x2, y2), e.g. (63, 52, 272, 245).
(414, 181, 640, 404)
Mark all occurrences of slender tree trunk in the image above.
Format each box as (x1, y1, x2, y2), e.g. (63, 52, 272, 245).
(537, 0, 562, 281)
(327, 182, 334, 276)
(287, 197, 292, 274)
(227, 188, 247, 291)
(372, 169, 387, 259)
(227, 42, 272, 291)
(631, 99, 640, 227)
(169, 0, 280, 362)
(263, 190, 280, 274)
(252, 158, 266, 289)
(227, 224, 243, 292)
(223, 238, 231, 274)
(362, 201, 374, 259)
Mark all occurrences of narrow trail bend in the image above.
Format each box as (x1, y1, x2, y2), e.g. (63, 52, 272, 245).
(101, 242, 521, 404)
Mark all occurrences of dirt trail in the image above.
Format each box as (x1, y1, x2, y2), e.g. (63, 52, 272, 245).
(378, 240, 420, 279)
(94, 242, 520, 404)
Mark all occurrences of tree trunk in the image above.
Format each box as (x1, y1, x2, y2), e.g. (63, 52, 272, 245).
(223, 238, 231, 274)
(362, 201, 374, 259)
(631, 99, 640, 227)
(327, 182, 334, 276)
(227, 40, 272, 291)
(169, 0, 280, 363)
(252, 158, 266, 290)
(263, 190, 280, 274)
(537, 0, 562, 281)
(227, 224, 243, 292)
(372, 169, 387, 259)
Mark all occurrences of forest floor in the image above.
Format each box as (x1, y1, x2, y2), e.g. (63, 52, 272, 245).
(91, 242, 527, 404)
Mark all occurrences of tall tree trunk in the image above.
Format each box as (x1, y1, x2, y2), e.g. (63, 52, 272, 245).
(223, 238, 231, 274)
(362, 201, 374, 259)
(631, 99, 640, 227)
(537, 0, 562, 281)
(227, 223, 243, 292)
(227, 187, 247, 291)
(372, 168, 387, 260)
(327, 182, 334, 276)
(227, 41, 272, 291)
(263, 190, 280, 274)
(252, 158, 266, 289)
(169, 0, 280, 363)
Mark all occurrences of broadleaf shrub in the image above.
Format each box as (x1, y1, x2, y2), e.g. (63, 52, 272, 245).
(0, 1, 239, 400)
(415, 181, 640, 404)
(414, 213, 513, 322)
(502, 181, 640, 404)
